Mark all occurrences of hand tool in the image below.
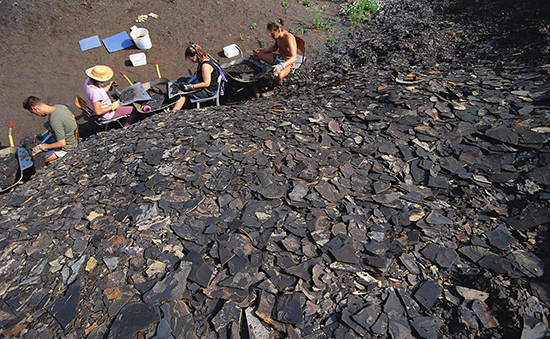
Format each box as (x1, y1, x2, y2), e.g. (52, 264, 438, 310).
(155, 60, 161, 79)
(119, 71, 133, 86)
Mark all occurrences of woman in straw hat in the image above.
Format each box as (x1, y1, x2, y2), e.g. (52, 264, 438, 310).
(84, 65, 138, 127)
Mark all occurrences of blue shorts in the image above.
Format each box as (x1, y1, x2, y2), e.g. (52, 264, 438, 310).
(43, 134, 68, 159)
(45, 149, 67, 159)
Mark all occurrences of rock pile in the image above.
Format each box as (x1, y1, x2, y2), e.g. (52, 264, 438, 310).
(0, 0, 549, 338)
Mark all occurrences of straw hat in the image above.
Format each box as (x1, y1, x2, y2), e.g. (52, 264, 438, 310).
(85, 65, 114, 82)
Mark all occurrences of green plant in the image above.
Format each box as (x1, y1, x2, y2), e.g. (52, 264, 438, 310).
(340, 0, 379, 25)
(12, 1, 18, 5)
(281, 1, 289, 7)
(310, 5, 336, 31)
(249, 23, 258, 30)
(257, 37, 266, 47)
(297, 0, 311, 7)
(327, 38, 337, 44)
(239, 33, 247, 41)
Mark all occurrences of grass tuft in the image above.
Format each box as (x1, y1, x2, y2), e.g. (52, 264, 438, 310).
(340, 0, 379, 25)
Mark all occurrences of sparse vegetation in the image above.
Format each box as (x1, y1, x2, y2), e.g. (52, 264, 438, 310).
(281, 1, 289, 7)
(340, 0, 379, 25)
(294, 21, 311, 34)
(249, 23, 258, 30)
(327, 38, 337, 44)
(310, 5, 338, 31)
(297, 0, 311, 7)
(257, 37, 266, 47)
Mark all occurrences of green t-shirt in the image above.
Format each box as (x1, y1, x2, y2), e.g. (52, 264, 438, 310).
(48, 105, 78, 151)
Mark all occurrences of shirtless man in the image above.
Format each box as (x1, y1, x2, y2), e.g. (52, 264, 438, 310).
(253, 18, 298, 87)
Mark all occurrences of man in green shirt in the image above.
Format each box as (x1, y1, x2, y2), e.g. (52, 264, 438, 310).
(23, 96, 78, 163)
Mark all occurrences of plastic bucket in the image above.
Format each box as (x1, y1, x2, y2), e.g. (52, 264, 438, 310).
(130, 28, 152, 50)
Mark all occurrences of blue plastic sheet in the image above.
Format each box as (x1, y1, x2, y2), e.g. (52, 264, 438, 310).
(79, 35, 102, 52)
(102, 31, 134, 53)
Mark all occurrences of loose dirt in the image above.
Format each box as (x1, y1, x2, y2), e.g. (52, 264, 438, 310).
(0, 0, 336, 146)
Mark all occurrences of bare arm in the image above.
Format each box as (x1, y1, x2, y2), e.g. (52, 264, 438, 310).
(92, 100, 116, 115)
(43, 139, 66, 150)
(191, 63, 213, 89)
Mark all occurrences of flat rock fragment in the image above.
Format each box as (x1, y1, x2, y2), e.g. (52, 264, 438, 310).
(44, 280, 80, 330)
(211, 300, 241, 332)
(425, 211, 453, 225)
(315, 180, 343, 202)
(478, 254, 513, 274)
(156, 301, 191, 339)
(521, 315, 550, 339)
(103, 285, 137, 317)
(458, 303, 479, 330)
(505, 206, 550, 230)
(399, 252, 421, 274)
(107, 302, 160, 339)
(410, 316, 443, 339)
(485, 226, 514, 250)
(458, 246, 489, 262)
(256, 290, 285, 332)
(329, 242, 359, 264)
(219, 271, 266, 290)
(397, 289, 421, 318)
(421, 243, 458, 268)
(275, 293, 304, 324)
(385, 290, 412, 339)
(245, 307, 273, 339)
(288, 183, 308, 202)
(471, 299, 499, 328)
(259, 182, 287, 199)
(455, 286, 489, 302)
(143, 261, 192, 303)
(511, 250, 544, 278)
(413, 279, 442, 310)
(182, 250, 213, 287)
(370, 312, 388, 335)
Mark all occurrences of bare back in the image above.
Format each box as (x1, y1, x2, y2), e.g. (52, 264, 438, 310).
(275, 30, 297, 61)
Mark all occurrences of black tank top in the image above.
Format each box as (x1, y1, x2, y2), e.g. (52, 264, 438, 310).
(197, 60, 220, 96)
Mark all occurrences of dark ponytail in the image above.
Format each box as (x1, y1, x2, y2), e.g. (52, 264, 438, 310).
(267, 18, 285, 31)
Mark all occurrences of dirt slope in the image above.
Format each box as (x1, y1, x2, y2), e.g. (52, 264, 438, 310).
(0, 0, 336, 146)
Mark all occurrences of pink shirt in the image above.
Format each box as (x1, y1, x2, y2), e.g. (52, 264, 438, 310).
(84, 78, 116, 120)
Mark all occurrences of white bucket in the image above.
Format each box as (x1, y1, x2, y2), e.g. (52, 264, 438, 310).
(223, 44, 240, 58)
(130, 27, 152, 50)
(129, 52, 147, 66)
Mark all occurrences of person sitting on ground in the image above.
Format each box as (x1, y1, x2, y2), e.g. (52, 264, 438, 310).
(84, 65, 138, 127)
(23, 96, 78, 163)
(253, 18, 298, 87)
(172, 44, 221, 111)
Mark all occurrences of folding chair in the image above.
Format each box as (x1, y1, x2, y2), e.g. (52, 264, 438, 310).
(190, 75, 223, 109)
(291, 36, 307, 79)
(75, 95, 129, 130)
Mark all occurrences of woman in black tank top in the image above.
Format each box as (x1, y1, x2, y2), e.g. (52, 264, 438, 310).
(172, 44, 220, 111)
